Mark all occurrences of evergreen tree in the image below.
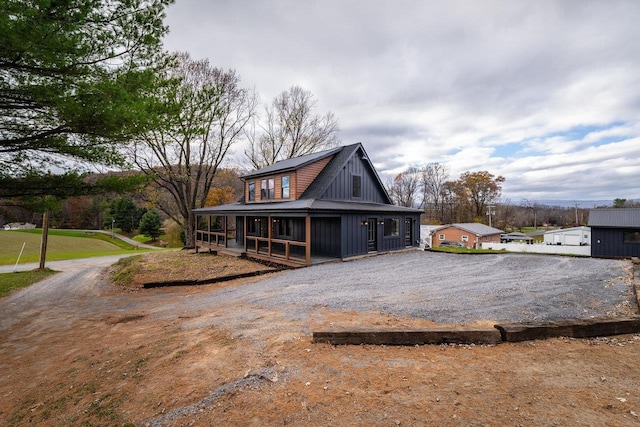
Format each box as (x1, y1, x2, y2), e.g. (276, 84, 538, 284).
(139, 209, 163, 241)
(109, 197, 145, 233)
(1, 0, 173, 181)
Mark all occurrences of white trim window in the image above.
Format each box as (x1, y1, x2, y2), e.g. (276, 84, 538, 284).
(438, 234, 445, 240)
(461, 235, 469, 242)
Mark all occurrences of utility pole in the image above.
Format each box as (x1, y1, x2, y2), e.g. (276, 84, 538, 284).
(39, 210, 49, 270)
(487, 204, 495, 227)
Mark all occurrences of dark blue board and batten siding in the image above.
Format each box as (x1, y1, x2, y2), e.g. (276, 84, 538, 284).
(592, 228, 640, 258)
(321, 155, 387, 203)
(311, 217, 341, 257)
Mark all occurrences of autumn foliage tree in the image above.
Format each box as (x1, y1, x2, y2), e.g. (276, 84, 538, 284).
(456, 171, 505, 220)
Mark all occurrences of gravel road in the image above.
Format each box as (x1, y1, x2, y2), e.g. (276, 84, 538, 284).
(160, 250, 635, 325)
(2, 251, 634, 331)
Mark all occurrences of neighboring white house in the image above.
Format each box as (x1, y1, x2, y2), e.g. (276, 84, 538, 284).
(543, 226, 591, 246)
(3, 222, 36, 230)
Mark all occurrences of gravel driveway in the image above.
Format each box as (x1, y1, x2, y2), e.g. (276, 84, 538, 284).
(166, 250, 635, 325)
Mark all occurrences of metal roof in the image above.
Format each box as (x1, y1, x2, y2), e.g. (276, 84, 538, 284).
(445, 223, 505, 236)
(242, 146, 343, 179)
(194, 199, 421, 215)
(588, 208, 640, 227)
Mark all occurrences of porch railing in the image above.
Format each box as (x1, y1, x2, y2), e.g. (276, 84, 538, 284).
(245, 236, 307, 264)
(196, 231, 227, 247)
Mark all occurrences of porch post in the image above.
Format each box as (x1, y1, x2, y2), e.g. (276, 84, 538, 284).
(243, 216, 248, 252)
(268, 215, 272, 256)
(223, 216, 228, 248)
(305, 216, 311, 266)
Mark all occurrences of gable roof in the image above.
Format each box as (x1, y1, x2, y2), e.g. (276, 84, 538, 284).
(300, 143, 393, 204)
(194, 143, 422, 216)
(443, 223, 504, 236)
(588, 208, 640, 228)
(242, 146, 342, 179)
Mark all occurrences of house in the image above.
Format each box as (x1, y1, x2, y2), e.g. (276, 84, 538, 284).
(589, 208, 640, 258)
(543, 226, 590, 246)
(432, 223, 504, 248)
(193, 143, 422, 266)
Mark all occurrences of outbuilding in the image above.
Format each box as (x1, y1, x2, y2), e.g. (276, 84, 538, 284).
(589, 208, 640, 258)
(543, 226, 590, 246)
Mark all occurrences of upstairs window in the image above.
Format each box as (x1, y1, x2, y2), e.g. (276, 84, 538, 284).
(461, 235, 469, 242)
(260, 179, 267, 199)
(268, 178, 275, 199)
(248, 182, 255, 201)
(282, 176, 290, 199)
(352, 175, 362, 198)
(261, 178, 275, 200)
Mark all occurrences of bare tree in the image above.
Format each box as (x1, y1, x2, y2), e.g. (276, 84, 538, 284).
(131, 52, 256, 247)
(419, 163, 449, 223)
(388, 168, 420, 207)
(245, 86, 340, 168)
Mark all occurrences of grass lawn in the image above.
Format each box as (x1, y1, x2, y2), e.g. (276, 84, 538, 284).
(0, 229, 151, 266)
(0, 269, 58, 298)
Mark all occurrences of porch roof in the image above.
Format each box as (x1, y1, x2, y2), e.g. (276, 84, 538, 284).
(194, 199, 422, 216)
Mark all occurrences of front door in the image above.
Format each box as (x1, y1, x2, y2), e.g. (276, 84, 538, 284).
(405, 218, 413, 247)
(367, 218, 377, 252)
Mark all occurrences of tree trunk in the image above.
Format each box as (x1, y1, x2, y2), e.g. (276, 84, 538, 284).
(183, 212, 196, 248)
(39, 210, 49, 270)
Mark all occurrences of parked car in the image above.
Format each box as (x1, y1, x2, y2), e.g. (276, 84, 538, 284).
(439, 241, 464, 247)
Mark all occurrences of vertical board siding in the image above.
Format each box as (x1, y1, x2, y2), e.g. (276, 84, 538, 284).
(592, 228, 640, 258)
(321, 155, 387, 203)
(311, 217, 341, 257)
(341, 214, 369, 257)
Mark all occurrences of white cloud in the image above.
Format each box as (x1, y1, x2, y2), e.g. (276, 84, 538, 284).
(163, 0, 640, 201)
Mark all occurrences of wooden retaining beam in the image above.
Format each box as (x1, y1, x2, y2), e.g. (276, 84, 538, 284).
(494, 316, 640, 343)
(313, 317, 640, 346)
(312, 328, 503, 346)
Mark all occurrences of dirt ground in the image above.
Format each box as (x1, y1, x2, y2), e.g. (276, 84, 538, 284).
(1, 251, 640, 426)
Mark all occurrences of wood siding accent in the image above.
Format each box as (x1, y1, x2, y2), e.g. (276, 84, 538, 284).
(321, 153, 387, 203)
(296, 155, 333, 196)
(243, 155, 333, 203)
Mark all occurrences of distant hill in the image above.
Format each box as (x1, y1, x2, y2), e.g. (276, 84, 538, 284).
(514, 199, 614, 209)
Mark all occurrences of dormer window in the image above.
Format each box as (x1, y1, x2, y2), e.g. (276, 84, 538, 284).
(248, 182, 255, 201)
(282, 176, 290, 199)
(261, 178, 275, 200)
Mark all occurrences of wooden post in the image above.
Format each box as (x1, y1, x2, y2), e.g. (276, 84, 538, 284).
(305, 216, 311, 266)
(243, 216, 248, 252)
(223, 216, 228, 248)
(268, 215, 272, 256)
(39, 210, 49, 270)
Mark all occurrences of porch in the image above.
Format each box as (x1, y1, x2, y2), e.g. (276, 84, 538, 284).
(195, 214, 339, 267)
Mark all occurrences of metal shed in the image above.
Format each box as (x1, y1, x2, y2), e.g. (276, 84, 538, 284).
(543, 226, 591, 246)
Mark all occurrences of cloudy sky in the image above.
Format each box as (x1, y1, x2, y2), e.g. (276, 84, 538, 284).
(163, 0, 640, 203)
